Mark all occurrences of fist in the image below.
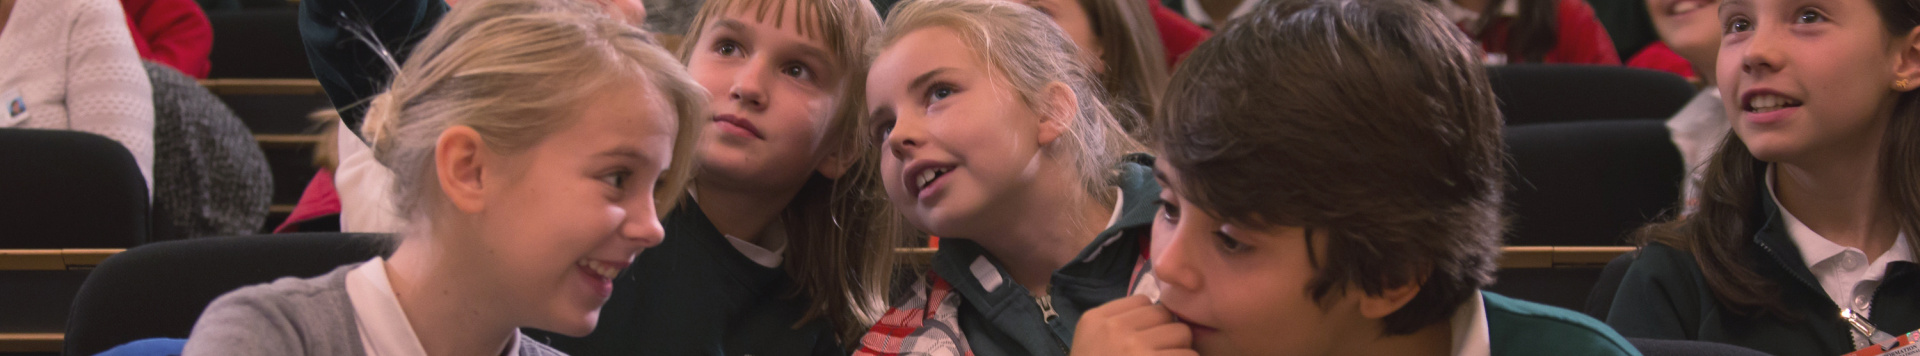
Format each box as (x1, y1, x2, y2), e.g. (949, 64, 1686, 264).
(1071, 295, 1197, 356)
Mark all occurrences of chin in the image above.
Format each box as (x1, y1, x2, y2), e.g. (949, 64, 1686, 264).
(543, 311, 601, 337)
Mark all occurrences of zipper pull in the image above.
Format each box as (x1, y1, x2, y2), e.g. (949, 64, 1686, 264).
(1036, 294, 1058, 323)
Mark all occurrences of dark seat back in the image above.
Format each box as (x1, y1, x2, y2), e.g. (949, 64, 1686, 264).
(1505, 120, 1684, 246)
(0, 129, 149, 248)
(63, 233, 392, 356)
(1489, 65, 1696, 125)
(207, 8, 312, 79)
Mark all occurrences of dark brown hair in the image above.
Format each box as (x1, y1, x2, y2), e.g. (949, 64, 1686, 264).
(1076, 0, 1169, 140)
(1634, 0, 1920, 320)
(1153, 0, 1505, 335)
(675, 0, 897, 342)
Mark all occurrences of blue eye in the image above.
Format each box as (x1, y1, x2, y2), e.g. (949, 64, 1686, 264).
(927, 85, 955, 102)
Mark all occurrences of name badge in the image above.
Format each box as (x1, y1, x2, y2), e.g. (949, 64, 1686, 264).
(1849, 330, 1920, 356)
(1, 89, 26, 126)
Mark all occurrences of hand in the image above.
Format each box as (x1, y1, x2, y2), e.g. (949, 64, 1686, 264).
(1071, 295, 1196, 356)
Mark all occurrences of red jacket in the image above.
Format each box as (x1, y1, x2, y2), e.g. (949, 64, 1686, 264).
(1148, 0, 1210, 67)
(1627, 41, 1697, 81)
(121, 0, 212, 78)
(1473, 0, 1619, 65)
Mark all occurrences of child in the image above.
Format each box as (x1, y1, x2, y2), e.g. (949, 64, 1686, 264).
(181, 0, 707, 354)
(1431, 0, 1622, 64)
(854, 0, 1154, 354)
(1005, 0, 1170, 138)
(298, 0, 896, 353)
(1604, 0, 1920, 353)
(1073, 0, 1642, 354)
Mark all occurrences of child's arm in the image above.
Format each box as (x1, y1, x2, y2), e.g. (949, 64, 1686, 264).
(297, 0, 450, 140)
(1071, 295, 1197, 355)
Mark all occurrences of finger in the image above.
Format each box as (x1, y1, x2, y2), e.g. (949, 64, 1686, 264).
(1083, 295, 1153, 320)
(1110, 301, 1178, 328)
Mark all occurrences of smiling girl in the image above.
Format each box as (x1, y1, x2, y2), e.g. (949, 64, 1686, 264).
(181, 0, 706, 354)
(1604, 0, 1920, 352)
(853, 0, 1156, 354)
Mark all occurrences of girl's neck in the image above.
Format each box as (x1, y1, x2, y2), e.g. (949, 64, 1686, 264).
(1776, 139, 1901, 259)
(385, 231, 519, 356)
(693, 177, 804, 248)
(968, 170, 1114, 293)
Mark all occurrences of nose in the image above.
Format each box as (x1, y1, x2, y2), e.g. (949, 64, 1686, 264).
(1152, 220, 1204, 292)
(620, 191, 667, 249)
(885, 112, 927, 161)
(1739, 24, 1788, 76)
(730, 58, 770, 112)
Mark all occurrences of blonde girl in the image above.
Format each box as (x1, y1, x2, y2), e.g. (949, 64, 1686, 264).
(182, 0, 706, 354)
(853, 0, 1156, 354)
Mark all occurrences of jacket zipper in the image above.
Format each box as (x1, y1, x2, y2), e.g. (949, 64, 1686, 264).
(1758, 240, 1863, 347)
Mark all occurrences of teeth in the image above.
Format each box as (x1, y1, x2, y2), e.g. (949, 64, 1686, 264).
(916, 168, 948, 190)
(1672, 0, 1701, 14)
(1748, 94, 1800, 113)
(579, 259, 619, 279)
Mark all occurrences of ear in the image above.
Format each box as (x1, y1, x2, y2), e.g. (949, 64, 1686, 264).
(436, 126, 489, 213)
(1355, 267, 1427, 320)
(1894, 26, 1920, 92)
(815, 147, 856, 180)
(1035, 81, 1078, 147)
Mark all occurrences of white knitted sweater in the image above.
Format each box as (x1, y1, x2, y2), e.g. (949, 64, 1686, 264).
(0, 0, 156, 192)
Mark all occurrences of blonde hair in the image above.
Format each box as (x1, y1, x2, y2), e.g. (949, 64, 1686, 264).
(361, 0, 707, 222)
(866, 0, 1144, 207)
(676, 0, 894, 342)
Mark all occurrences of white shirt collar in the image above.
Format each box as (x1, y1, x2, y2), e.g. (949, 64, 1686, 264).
(687, 189, 787, 268)
(346, 257, 522, 356)
(1766, 166, 1914, 316)
(1180, 0, 1263, 27)
(1448, 290, 1492, 356)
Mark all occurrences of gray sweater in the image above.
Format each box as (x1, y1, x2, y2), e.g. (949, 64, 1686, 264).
(181, 263, 567, 356)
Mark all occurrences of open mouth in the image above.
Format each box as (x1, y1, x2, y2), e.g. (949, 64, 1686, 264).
(1743, 93, 1803, 113)
(577, 259, 626, 279)
(904, 164, 955, 198)
(1669, 0, 1709, 15)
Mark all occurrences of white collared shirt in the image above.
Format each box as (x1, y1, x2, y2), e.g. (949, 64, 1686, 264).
(1767, 167, 1914, 318)
(686, 189, 788, 268)
(345, 257, 523, 356)
(1448, 291, 1493, 356)
(1180, 0, 1261, 28)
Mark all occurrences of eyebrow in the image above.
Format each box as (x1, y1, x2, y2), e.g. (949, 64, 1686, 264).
(710, 19, 750, 36)
(908, 68, 954, 94)
(1153, 170, 1174, 190)
(1720, 0, 1745, 15)
(596, 147, 658, 166)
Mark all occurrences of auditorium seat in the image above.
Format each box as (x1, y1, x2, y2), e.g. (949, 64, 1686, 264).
(62, 233, 392, 356)
(1488, 65, 1696, 126)
(0, 129, 149, 248)
(1504, 119, 1684, 247)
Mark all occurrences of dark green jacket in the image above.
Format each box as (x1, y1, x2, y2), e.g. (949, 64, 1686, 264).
(1605, 188, 1920, 356)
(929, 154, 1159, 356)
(1483, 291, 1641, 356)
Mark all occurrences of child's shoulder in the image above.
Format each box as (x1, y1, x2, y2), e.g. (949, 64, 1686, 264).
(182, 263, 362, 355)
(1483, 291, 1642, 356)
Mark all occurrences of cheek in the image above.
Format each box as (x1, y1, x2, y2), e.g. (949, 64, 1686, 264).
(687, 59, 734, 101)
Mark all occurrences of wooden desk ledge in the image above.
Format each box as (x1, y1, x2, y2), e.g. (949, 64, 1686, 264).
(0, 248, 126, 271)
(198, 78, 325, 96)
(890, 246, 1632, 269)
(0, 333, 61, 353)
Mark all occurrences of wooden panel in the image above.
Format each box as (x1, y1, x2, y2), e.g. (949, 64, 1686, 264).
(255, 133, 324, 148)
(0, 333, 61, 352)
(199, 78, 324, 95)
(1499, 246, 1556, 269)
(0, 249, 126, 270)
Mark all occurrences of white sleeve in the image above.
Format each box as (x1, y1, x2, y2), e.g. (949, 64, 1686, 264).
(333, 120, 406, 233)
(65, 0, 156, 194)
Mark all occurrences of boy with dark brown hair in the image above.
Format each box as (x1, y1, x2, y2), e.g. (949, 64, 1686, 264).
(1070, 0, 1642, 354)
